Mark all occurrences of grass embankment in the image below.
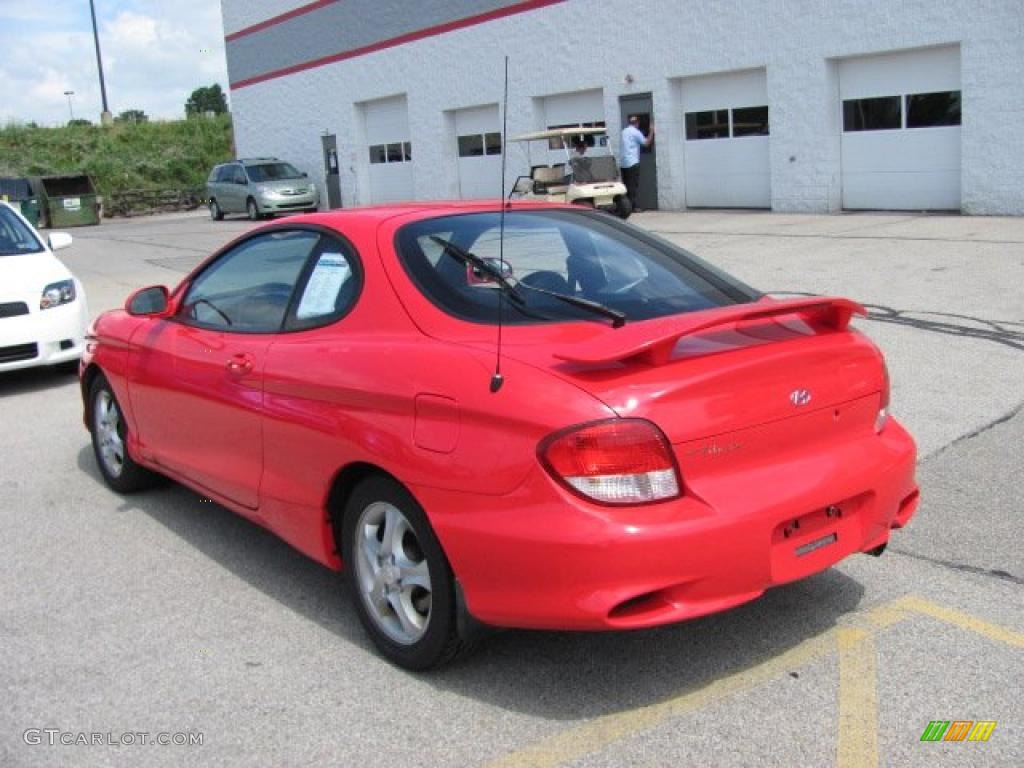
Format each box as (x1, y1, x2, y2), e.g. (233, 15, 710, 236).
(0, 115, 234, 201)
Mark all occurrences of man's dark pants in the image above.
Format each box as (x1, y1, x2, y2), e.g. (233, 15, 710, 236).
(622, 164, 640, 209)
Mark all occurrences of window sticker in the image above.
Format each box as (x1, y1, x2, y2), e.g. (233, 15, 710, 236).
(296, 253, 351, 319)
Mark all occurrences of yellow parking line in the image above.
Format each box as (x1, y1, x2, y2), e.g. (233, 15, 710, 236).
(482, 630, 837, 768)
(483, 594, 1020, 768)
(897, 595, 1024, 649)
(836, 626, 879, 768)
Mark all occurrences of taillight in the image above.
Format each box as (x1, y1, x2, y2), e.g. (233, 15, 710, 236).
(875, 362, 890, 433)
(539, 419, 681, 505)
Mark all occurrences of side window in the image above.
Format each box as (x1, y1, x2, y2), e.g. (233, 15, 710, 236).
(180, 231, 321, 333)
(285, 240, 361, 331)
(233, 166, 248, 184)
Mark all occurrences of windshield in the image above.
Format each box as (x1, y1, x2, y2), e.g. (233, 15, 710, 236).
(245, 163, 303, 182)
(568, 155, 619, 183)
(396, 210, 759, 325)
(0, 206, 44, 256)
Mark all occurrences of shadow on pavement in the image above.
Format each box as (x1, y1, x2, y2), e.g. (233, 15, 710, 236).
(76, 445, 866, 721)
(0, 365, 79, 398)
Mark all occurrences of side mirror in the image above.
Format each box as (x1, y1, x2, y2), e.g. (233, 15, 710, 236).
(301, 171, 309, 178)
(126, 285, 170, 316)
(48, 232, 73, 251)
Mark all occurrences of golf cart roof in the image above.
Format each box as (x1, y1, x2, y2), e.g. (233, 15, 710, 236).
(510, 127, 609, 142)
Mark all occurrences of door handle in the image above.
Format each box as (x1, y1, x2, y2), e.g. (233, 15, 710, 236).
(226, 354, 254, 374)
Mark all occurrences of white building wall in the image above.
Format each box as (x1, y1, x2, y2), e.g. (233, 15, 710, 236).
(226, 0, 1024, 214)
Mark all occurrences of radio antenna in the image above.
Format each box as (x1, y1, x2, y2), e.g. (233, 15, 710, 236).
(490, 55, 509, 394)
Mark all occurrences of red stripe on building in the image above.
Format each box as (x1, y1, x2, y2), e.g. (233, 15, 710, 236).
(225, 0, 341, 42)
(230, 0, 568, 89)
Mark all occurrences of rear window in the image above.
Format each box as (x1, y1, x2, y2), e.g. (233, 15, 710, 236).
(0, 205, 43, 256)
(395, 210, 758, 325)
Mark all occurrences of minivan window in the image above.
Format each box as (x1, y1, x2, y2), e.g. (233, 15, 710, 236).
(246, 163, 303, 182)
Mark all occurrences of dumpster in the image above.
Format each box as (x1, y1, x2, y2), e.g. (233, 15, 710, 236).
(33, 174, 101, 228)
(0, 177, 40, 227)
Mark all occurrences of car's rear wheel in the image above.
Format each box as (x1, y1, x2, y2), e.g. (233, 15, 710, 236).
(246, 198, 261, 221)
(615, 195, 633, 219)
(209, 199, 223, 221)
(342, 476, 468, 669)
(89, 375, 159, 493)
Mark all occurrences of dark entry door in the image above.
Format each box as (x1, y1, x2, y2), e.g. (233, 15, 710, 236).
(321, 133, 342, 209)
(619, 93, 658, 210)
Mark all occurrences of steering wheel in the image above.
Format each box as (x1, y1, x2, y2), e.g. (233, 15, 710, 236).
(190, 298, 232, 326)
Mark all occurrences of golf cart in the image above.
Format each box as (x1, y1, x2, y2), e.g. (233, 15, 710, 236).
(508, 127, 632, 219)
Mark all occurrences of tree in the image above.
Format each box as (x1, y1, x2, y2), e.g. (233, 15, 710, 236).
(67, 118, 92, 127)
(185, 84, 228, 116)
(115, 109, 148, 124)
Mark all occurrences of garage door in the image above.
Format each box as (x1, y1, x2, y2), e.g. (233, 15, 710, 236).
(840, 46, 961, 210)
(364, 95, 413, 203)
(682, 69, 770, 208)
(455, 105, 502, 199)
(541, 89, 606, 164)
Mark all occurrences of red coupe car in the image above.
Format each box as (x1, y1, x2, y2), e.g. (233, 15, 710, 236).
(81, 202, 918, 669)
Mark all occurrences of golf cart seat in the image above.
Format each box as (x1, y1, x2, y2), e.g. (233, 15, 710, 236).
(532, 165, 568, 194)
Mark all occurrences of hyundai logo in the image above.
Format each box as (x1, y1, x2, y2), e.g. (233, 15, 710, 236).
(789, 389, 812, 407)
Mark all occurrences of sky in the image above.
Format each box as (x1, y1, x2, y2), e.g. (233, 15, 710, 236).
(0, 0, 230, 125)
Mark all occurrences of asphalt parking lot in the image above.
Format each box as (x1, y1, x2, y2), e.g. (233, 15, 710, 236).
(2, 208, 1021, 768)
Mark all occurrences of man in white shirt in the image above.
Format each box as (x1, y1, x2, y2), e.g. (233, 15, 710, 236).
(619, 115, 654, 211)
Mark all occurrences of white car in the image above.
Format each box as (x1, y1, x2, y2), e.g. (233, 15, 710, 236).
(0, 201, 88, 373)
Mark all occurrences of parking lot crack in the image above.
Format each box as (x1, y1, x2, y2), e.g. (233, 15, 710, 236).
(888, 548, 1023, 586)
(922, 398, 1024, 461)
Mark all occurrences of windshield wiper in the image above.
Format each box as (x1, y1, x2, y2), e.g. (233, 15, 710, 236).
(517, 282, 626, 327)
(428, 235, 526, 305)
(428, 235, 625, 328)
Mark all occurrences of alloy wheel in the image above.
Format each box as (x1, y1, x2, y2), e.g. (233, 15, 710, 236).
(353, 501, 433, 645)
(94, 390, 125, 478)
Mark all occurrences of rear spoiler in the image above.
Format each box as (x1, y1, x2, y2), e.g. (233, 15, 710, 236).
(553, 297, 866, 366)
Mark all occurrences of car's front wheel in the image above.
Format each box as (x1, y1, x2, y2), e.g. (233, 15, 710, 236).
(209, 199, 223, 221)
(246, 198, 262, 221)
(342, 476, 469, 669)
(89, 375, 160, 493)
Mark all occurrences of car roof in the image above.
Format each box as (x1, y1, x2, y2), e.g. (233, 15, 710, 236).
(253, 199, 569, 230)
(510, 127, 609, 141)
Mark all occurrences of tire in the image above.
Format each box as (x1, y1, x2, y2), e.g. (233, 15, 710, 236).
(342, 476, 470, 670)
(246, 198, 261, 221)
(615, 195, 633, 219)
(209, 199, 223, 221)
(89, 374, 160, 493)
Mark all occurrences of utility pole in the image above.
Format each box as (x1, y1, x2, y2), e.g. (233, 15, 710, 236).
(89, 0, 112, 125)
(63, 91, 75, 122)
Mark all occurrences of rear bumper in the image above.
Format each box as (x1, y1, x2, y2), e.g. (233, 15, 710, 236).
(414, 419, 918, 630)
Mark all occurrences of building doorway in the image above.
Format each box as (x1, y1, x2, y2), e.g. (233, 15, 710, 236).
(618, 93, 658, 210)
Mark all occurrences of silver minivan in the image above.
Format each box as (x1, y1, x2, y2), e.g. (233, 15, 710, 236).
(206, 158, 319, 221)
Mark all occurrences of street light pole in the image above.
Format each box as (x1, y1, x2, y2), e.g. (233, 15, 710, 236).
(63, 91, 75, 122)
(89, 0, 112, 124)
